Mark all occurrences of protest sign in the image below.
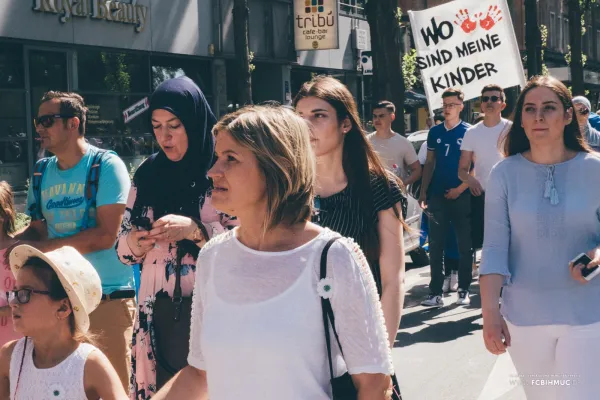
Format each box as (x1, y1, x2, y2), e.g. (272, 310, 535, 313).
(408, 0, 525, 113)
(293, 0, 339, 50)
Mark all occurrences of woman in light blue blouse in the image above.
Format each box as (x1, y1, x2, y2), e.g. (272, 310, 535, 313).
(480, 76, 600, 400)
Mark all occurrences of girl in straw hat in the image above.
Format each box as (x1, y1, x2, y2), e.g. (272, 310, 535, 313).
(0, 245, 127, 399)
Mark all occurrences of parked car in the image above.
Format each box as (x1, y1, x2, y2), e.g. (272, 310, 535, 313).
(401, 129, 430, 266)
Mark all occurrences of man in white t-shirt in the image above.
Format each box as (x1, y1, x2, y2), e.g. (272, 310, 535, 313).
(458, 84, 511, 259)
(368, 101, 421, 185)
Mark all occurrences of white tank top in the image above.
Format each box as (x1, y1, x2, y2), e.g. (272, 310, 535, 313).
(9, 338, 96, 400)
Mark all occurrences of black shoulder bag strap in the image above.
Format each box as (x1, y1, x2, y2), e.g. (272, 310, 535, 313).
(320, 236, 344, 381)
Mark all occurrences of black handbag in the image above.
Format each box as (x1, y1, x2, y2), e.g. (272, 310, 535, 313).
(151, 244, 193, 390)
(320, 237, 402, 400)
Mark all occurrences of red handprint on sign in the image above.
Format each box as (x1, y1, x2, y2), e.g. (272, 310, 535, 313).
(454, 9, 477, 33)
(478, 5, 503, 30)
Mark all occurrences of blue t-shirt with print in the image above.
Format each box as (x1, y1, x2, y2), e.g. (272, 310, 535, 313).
(426, 121, 471, 196)
(26, 145, 134, 294)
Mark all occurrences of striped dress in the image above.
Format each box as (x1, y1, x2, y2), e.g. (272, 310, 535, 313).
(312, 173, 406, 294)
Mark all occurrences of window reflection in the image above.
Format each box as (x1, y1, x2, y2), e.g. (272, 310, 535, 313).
(0, 43, 24, 89)
(0, 141, 26, 164)
(78, 50, 150, 93)
(84, 94, 150, 137)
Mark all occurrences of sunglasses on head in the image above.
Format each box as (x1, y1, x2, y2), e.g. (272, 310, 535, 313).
(7, 288, 51, 305)
(577, 108, 590, 116)
(33, 114, 74, 129)
(482, 96, 501, 103)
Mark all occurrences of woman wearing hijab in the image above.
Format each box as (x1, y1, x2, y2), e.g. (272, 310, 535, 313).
(116, 77, 236, 399)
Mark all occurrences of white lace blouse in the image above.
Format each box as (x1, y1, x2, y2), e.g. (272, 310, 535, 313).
(188, 228, 393, 399)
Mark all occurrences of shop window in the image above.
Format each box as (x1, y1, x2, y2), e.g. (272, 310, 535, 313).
(340, 0, 366, 18)
(83, 94, 156, 160)
(563, 18, 569, 53)
(0, 93, 26, 140)
(597, 30, 600, 60)
(0, 43, 27, 188)
(549, 13, 556, 49)
(0, 92, 27, 169)
(0, 43, 24, 89)
(77, 50, 150, 94)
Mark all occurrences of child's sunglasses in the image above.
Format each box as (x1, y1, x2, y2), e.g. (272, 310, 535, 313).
(6, 288, 51, 304)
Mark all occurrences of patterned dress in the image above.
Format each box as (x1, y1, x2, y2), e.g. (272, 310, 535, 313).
(116, 184, 236, 399)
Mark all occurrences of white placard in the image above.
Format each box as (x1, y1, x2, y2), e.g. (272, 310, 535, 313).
(408, 0, 525, 112)
(354, 28, 368, 50)
(293, 0, 339, 51)
(123, 97, 149, 124)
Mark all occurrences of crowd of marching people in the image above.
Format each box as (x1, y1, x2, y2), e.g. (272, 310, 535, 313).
(0, 71, 594, 400)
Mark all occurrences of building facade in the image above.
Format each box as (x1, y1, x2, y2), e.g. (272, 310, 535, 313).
(0, 0, 371, 191)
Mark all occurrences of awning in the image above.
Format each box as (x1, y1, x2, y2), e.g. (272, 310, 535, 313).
(405, 90, 428, 107)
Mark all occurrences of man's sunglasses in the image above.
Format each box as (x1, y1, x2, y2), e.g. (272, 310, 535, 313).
(577, 108, 590, 116)
(482, 96, 501, 103)
(6, 288, 51, 305)
(33, 114, 74, 129)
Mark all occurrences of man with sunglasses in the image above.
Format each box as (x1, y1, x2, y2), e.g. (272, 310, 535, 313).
(573, 96, 600, 151)
(13, 91, 134, 391)
(420, 87, 473, 307)
(458, 84, 512, 278)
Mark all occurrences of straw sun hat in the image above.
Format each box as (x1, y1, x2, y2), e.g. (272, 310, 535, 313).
(9, 245, 102, 334)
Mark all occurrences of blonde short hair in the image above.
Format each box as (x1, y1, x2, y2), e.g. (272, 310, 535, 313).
(213, 105, 315, 231)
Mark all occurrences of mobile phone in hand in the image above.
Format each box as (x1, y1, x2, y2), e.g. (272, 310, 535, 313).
(571, 253, 600, 281)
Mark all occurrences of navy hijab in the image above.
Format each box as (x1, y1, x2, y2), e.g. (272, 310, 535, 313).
(133, 76, 216, 221)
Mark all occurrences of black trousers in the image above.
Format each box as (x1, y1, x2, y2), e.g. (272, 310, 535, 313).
(428, 193, 473, 295)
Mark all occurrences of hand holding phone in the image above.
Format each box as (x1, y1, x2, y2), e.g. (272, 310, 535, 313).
(570, 253, 600, 281)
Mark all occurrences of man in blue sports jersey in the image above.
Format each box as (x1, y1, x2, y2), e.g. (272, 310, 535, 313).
(419, 87, 473, 307)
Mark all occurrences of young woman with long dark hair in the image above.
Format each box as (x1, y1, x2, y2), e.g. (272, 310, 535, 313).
(294, 76, 406, 349)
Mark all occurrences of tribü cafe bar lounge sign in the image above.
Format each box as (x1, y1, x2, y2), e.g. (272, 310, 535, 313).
(293, 0, 339, 50)
(32, 0, 149, 33)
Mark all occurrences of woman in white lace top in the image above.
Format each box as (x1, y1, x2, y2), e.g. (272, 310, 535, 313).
(154, 105, 394, 399)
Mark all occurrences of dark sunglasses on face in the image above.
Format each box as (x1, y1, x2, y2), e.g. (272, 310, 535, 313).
(33, 114, 74, 129)
(7, 288, 51, 305)
(482, 96, 501, 103)
(577, 108, 590, 116)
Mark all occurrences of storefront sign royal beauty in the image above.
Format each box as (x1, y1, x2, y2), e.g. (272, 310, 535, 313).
(32, 0, 149, 33)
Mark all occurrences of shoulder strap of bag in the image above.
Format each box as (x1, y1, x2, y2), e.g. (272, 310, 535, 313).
(14, 337, 27, 397)
(80, 149, 108, 230)
(28, 158, 50, 221)
(320, 236, 345, 382)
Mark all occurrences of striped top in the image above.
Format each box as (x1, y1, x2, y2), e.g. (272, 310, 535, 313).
(313, 173, 406, 294)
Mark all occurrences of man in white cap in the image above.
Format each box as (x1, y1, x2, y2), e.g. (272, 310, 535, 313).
(572, 96, 600, 150)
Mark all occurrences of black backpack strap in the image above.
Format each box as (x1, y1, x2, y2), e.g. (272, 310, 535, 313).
(80, 149, 108, 230)
(320, 236, 344, 382)
(27, 158, 50, 221)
